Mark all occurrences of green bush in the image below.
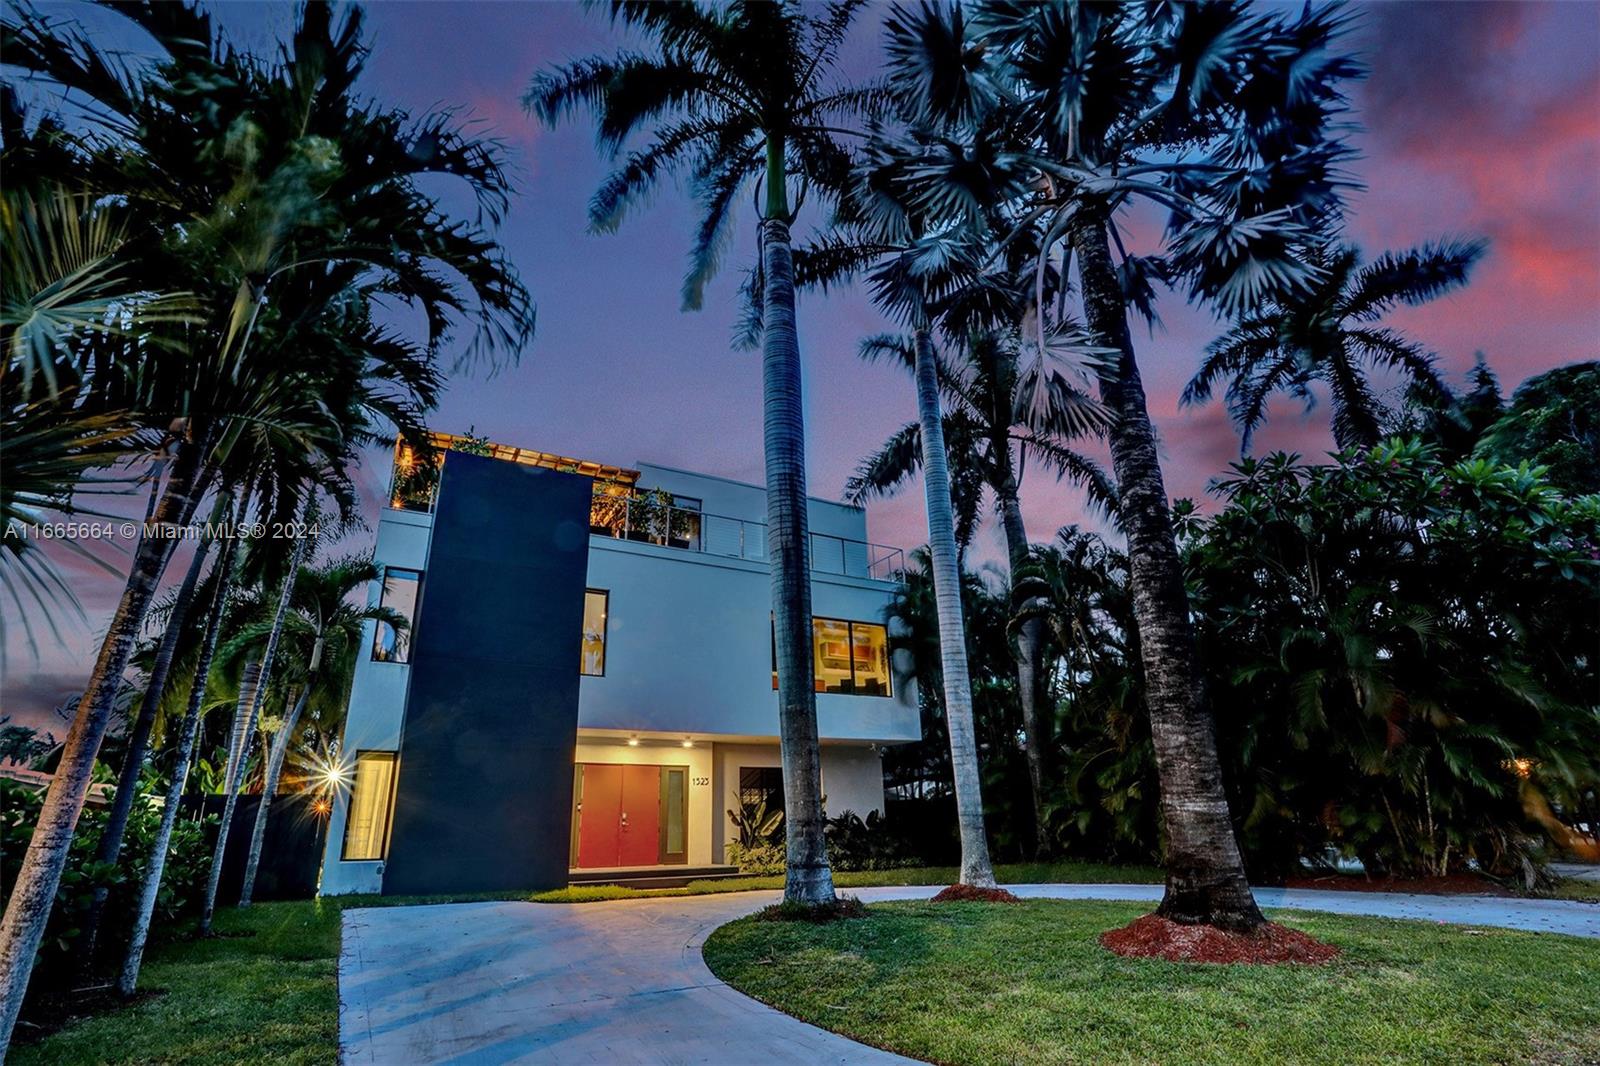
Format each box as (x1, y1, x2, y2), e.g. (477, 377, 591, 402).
(724, 840, 786, 875)
(1, 775, 215, 1000)
(1181, 441, 1600, 880)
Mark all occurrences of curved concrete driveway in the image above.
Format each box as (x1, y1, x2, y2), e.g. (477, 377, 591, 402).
(338, 885, 1598, 1065)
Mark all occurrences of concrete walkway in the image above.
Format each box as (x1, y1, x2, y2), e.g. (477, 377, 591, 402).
(338, 884, 1599, 1065)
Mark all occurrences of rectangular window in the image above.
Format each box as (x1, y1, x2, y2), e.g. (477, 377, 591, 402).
(581, 589, 608, 676)
(341, 751, 398, 861)
(739, 766, 785, 814)
(771, 617, 892, 697)
(372, 568, 421, 663)
(661, 767, 687, 862)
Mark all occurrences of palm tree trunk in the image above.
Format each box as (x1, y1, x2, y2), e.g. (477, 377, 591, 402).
(760, 207, 836, 907)
(1073, 220, 1262, 930)
(238, 656, 316, 906)
(996, 476, 1055, 859)
(198, 661, 261, 935)
(198, 530, 307, 932)
(118, 506, 240, 996)
(79, 524, 219, 971)
(0, 435, 211, 1055)
(914, 327, 998, 887)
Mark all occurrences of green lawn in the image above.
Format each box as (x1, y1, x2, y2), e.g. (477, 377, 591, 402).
(703, 899, 1600, 1066)
(11, 901, 343, 1066)
(10, 891, 523, 1066)
(528, 860, 1164, 902)
(19, 865, 1590, 1065)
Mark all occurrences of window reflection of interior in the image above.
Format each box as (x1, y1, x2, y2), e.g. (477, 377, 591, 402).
(372, 568, 421, 663)
(581, 589, 608, 676)
(342, 751, 397, 861)
(771, 617, 892, 697)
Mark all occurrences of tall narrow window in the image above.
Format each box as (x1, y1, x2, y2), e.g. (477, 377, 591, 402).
(661, 767, 687, 863)
(372, 568, 421, 663)
(581, 589, 608, 676)
(342, 751, 397, 861)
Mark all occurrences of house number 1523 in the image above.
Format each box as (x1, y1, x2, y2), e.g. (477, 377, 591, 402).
(692, 777, 709, 786)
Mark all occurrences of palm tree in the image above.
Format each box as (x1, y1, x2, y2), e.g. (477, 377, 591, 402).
(1184, 240, 1486, 451)
(848, 330, 1115, 856)
(197, 523, 310, 933)
(117, 492, 243, 996)
(527, 0, 878, 905)
(0, 4, 530, 1040)
(237, 553, 397, 905)
(889, 1, 1364, 929)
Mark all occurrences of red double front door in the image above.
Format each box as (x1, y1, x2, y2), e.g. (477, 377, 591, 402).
(575, 764, 661, 868)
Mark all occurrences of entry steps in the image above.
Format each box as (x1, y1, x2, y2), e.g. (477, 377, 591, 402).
(567, 864, 742, 890)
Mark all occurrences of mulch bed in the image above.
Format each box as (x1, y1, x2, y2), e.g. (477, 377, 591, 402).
(931, 883, 1022, 903)
(1285, 872, 1511, 896)
(755, 896, 870, 922)
(1100, 914, 1340, 965)
(14, 986, 164, 1044)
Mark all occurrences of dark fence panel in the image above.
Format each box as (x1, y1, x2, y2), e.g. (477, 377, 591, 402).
(184, 792, 329, 901)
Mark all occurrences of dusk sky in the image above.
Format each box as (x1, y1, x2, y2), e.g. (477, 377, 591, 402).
(5, 1, 1598, 730)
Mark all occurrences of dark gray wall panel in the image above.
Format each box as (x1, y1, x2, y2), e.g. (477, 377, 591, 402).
(383, 453, 591, 895)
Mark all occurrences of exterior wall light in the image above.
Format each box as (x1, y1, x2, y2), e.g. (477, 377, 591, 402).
(681, 738, 694, 748)
(627, 736, 640, 747)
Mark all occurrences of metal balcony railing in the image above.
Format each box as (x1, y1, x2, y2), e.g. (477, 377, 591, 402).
(588, 496, 905, 582)
(388, 437, 905, 582)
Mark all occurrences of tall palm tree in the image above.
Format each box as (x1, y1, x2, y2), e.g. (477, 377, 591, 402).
(1184, 240, 1486, 451)
(527, 0, 878, 905)
(198, 504, 315, 932)
(117, 491, 242, 996)
(889, 0, 1364, 929)
(0, 4, 530, 1041)
(237, 553, 398, 905)
(848, 329, 1115, 856)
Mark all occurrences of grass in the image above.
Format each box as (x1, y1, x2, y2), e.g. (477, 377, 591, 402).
(527, 860, 1163, 903)
(1548, 877, 1600, 903)
(9, 891, 526, 1066)
(703, 899, 1600, 1066)
(11, 901, 342, 1066)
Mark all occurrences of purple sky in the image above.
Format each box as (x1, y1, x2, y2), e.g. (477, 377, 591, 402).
(5, 1, 1598, 731)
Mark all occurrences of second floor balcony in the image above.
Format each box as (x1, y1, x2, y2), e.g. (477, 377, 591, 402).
(390, 433, 906, 582)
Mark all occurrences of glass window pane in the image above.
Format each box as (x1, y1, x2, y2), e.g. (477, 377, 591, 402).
(581, 589, 608, 676)
(342, 752, 397, 861)
(664, 768, 685, 855)
(372, 568, 421, 663)
(849, 622, 892, 697)
(813, 618, 853, 693)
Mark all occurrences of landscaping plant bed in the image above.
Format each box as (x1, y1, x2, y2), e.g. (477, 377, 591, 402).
(930, 883, 1021, 903)
(1100, 913, 1339, 964)
(1284, 872, 1513, 896)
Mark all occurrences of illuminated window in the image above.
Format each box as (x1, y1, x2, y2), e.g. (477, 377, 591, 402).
(341, 751, 397, 861)
(581, 589, 608, 676)
(372, 568, 421, 663)
(771, 617, 892, 697)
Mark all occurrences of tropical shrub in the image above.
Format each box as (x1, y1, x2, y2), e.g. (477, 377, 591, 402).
(724, 841, 786, 876)
(1, 777, 213, 1003)
(824, 810, 919, 871)
(1179, 440, 1600, 880)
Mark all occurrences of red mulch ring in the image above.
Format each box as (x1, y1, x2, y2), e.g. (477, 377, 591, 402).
(1100, 913, 1340, 965)
(1285, 872, 1510, 896)
(930, 883, 1022, 903)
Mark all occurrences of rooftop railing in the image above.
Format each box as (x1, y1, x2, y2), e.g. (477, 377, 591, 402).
(588, 492, 905, 582)
(390, 441, 904, 582)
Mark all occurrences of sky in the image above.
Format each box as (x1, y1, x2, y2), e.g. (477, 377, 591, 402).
(4, 0, 1598, 732)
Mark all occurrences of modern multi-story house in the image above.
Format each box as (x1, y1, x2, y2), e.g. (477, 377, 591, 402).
(318, 432, 918, 896)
